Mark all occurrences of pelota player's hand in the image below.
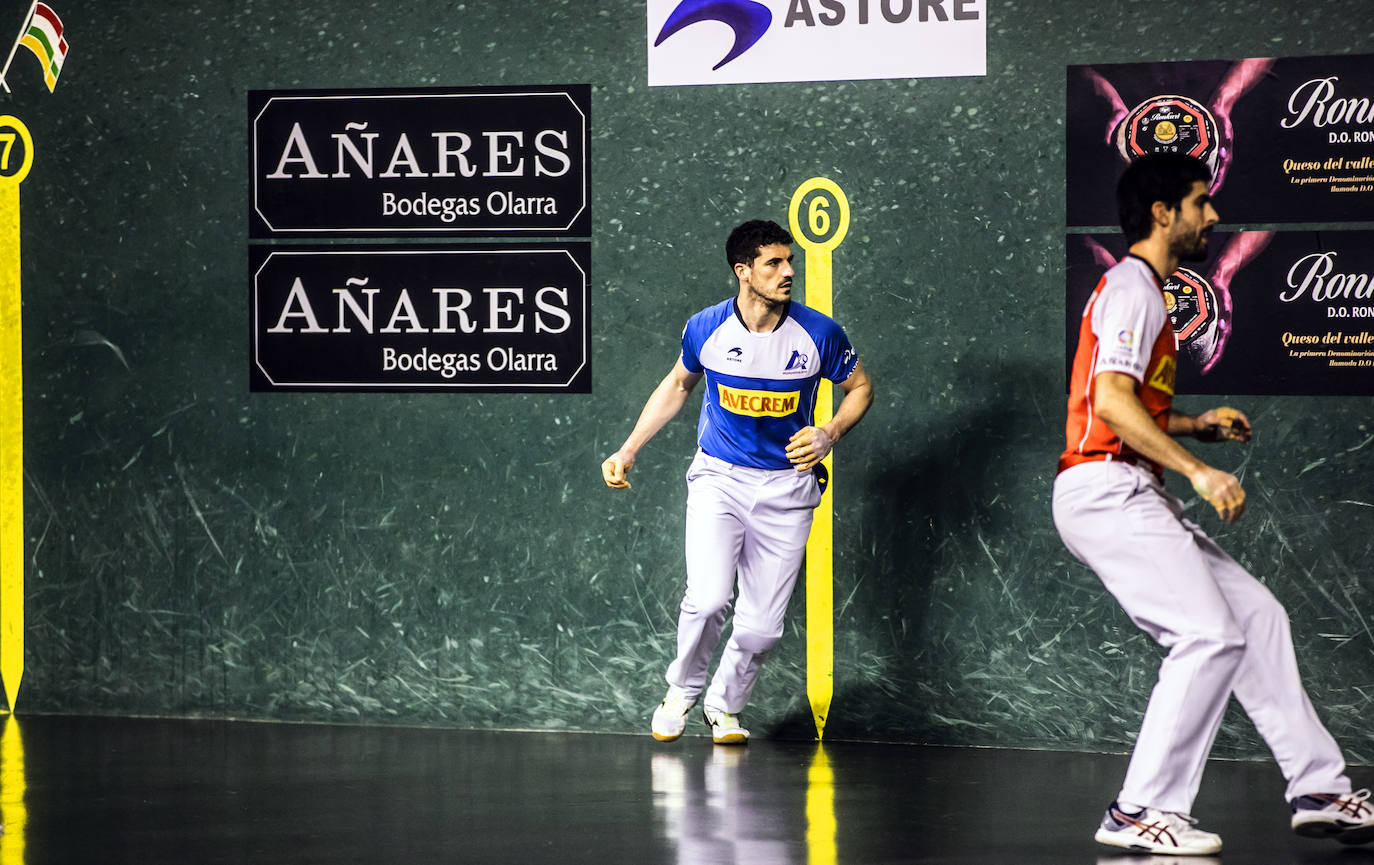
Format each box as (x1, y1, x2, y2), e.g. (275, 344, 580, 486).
(1195, 407, 1251, 443)
(602, 451, 635, 490)
(1190, 465, 1246, 523)
(785, 426, 835, 472)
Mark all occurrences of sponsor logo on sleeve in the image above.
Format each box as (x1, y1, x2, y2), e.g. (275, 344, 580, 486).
(1147, 355, 1176, 395)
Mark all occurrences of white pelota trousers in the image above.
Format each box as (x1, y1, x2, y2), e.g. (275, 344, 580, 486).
(666, 450, 822, 714)
(1053, 460, 1350, 814)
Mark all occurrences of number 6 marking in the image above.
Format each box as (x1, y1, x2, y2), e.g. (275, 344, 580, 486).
(809, 195, 830, 237)
(789, 177, 849, 252)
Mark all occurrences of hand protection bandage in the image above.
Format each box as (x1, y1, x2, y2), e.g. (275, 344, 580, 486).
(1199, 407, 1249, 443)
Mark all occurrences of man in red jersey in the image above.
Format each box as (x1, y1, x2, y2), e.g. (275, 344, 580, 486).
(1054, 153, 1372, 856)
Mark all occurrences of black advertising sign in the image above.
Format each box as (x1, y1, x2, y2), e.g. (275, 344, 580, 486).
(1067, 53, 1374, 225)
(249, 86, 590, 236)
(1067, 232, 1374, 396)
(250, 245, 591, 392)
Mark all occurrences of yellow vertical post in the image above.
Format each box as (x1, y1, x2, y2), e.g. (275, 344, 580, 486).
(0, 115, 34, 713)
(788, 178, 849, 739)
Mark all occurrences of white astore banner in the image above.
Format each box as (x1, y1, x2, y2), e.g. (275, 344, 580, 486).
(647, 0, 986, 86)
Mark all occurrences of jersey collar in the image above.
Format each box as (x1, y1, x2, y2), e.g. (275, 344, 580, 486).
(732, 298, 791, 333)
(1126, 253, 1166, 288)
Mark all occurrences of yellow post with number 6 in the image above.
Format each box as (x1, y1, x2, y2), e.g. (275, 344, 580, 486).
(788, 177, 849, 740)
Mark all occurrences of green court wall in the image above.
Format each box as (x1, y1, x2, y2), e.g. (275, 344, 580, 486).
(6, 0, 1373, 763)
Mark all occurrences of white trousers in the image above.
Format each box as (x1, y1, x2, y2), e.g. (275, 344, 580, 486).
(666, 450, 821, 714)
(1052, 460, 1349, 813)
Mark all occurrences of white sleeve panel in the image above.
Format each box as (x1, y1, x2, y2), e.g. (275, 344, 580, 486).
(1090, 272, 1167, 382)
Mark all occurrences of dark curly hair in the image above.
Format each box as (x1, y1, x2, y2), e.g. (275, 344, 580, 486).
(1117, 153, 1212, 244)
(726, 220, 793, 271)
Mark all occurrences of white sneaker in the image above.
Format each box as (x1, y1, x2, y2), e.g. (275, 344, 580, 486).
(1094, 801, 1222, 855)
(651, 686, 695, 742)
(702, 707, 749, 745)
(1291, 789, 1374, 844)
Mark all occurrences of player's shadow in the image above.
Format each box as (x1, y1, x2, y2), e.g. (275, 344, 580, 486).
(767, 381, 1032, 740)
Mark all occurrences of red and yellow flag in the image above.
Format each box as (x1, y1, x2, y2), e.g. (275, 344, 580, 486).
(19, 4, 67, 92)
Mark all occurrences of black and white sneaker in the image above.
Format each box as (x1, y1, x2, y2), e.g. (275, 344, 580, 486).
(702, 707, 749, 745)
(1094, 801, 1222, 855)
(1291, 789, 1374, 845)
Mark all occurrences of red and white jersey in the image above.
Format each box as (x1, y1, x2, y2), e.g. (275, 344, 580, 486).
(1059, 255, 1177, 474)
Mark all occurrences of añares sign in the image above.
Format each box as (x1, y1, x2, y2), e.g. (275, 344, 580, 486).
(249, 86, 591, 236)
(250, 245, 591, 392)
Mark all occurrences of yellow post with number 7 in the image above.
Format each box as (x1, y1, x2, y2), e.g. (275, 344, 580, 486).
(0, 114, 33, 714)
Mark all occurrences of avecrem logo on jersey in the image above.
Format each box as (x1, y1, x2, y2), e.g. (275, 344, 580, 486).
(647, 0, 985, 86)
(718, 384, 800, 417)
(249, 86, 590, 236)
(249, 246, 591, 392)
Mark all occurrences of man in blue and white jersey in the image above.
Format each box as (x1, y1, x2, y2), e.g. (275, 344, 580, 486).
(602, 219, 873, 744)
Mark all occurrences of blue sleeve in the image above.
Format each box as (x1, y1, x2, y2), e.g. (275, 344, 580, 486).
(819, 322, 858, 383)
(680, 318, 704, 374)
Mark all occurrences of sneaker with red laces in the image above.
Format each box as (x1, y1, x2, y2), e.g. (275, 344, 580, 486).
(1291, 789, 1374, 845)
(1094, 801, 1222, 855)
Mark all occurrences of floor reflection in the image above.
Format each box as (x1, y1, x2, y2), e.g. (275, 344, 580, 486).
(0, 716, 1363, 864)
(1096, 858, 1220, 865)
(1, 715, 24, 860)
(652, 743, 835, 865)
(807, 746, 836, 865)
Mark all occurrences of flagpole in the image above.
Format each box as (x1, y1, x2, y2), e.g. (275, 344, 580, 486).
(0, 1, 39, 94)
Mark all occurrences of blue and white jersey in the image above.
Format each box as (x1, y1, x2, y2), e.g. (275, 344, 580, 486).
(680, 298, 858, 470)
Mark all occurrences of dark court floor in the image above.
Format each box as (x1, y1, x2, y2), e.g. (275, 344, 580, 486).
(0, 715, 1370, 865)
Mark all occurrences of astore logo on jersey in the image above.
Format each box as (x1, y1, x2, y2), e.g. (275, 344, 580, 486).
(727, 346, 745, 362)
